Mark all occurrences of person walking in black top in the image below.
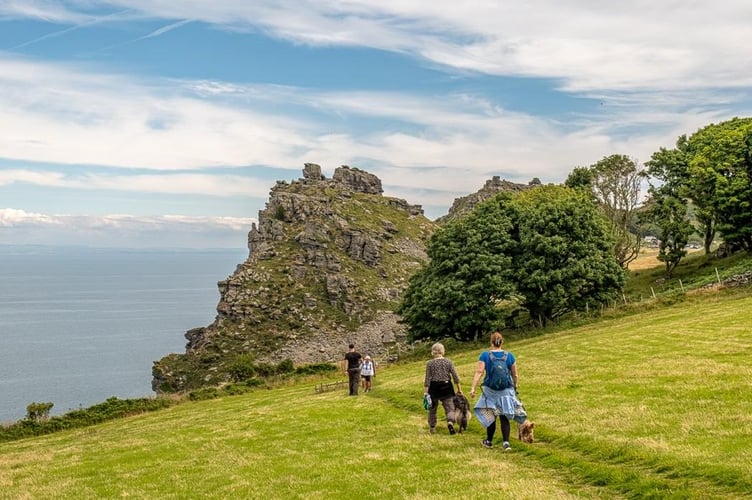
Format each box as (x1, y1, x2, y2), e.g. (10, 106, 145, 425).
(423, 342, 462, 434)
(344, 343, 362, 396)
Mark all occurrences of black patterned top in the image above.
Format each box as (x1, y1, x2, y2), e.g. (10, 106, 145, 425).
(424, 357, 460, 387)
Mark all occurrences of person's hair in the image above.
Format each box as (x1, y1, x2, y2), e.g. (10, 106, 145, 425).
(349, 343, 355, 349)
(490, 331, 504, 348)
(431, 343, 445, 357)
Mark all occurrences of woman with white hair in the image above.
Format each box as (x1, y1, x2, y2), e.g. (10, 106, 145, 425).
(423, 342, 463, 435)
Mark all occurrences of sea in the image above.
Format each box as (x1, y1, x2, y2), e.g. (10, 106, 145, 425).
(0, 245, 247, 423)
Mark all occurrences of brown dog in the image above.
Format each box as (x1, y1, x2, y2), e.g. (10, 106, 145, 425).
(518, 420, 535, 443)
(451, 393, 472, 433)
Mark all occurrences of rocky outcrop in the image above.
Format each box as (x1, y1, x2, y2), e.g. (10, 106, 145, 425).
(332, 165, 383, 194)
(152, 164, 434, 393)
(437, 175, 540, 223)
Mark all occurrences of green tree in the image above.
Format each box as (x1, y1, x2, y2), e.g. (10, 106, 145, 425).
(506, 185, 625, 326)
(399, 186, 625, 337)
(397, 196, 515, 341)
(564, 166, 594, 191)
(644, 138, 695, 274)
(589, 154, 645, 268)
(686, 117, 752, 252)
(643, 190, 692, 276)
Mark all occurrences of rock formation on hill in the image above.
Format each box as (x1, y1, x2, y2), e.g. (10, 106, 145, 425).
(438, 175, 540, 223)
(152, 164, 435, 393)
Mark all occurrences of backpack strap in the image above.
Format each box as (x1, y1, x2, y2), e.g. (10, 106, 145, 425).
(489, 350, 507, 362)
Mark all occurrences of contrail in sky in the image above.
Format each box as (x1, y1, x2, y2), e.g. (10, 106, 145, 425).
(136, 19, 194, 41)
(9, 9, 131, 50)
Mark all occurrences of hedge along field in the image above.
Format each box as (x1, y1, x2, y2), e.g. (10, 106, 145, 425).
(1, 290, 751, 499)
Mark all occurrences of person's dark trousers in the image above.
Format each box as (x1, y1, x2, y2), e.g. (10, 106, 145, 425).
(486, 415, 511, 442)
(348, 368, 361, 395)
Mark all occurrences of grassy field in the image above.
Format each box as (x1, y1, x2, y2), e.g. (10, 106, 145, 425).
(1, 285, 751, 499)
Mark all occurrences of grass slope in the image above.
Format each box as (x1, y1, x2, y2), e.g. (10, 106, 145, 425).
(2, 290, 751, 499)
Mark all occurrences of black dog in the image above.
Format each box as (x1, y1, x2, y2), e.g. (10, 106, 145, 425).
(451, 393, 472, 433)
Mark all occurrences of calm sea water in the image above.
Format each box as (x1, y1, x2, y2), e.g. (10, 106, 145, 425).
(0, 246, 247, 423)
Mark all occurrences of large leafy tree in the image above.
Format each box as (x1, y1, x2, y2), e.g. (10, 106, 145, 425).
(399, 186, 625, 339)
(588, 154, 645, 268)
(685, 117, 752, 252)
(506, 185, 625, 326)
(397, 195, 516, 341)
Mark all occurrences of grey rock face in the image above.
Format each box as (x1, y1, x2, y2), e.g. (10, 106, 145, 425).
(152, 163, 434, 393)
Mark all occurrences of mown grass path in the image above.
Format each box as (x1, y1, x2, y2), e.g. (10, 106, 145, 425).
(1, 291, 751, 499)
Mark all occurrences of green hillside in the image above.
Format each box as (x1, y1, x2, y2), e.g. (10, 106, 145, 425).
(2, 286, 751, 499)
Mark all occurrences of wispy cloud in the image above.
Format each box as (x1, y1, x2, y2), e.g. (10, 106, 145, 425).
(1, 1, 751, 247)
(0, 52, 746, 208)
(5, 2, 752, 90)
(0, 168, 272, 198)
(0, 208, 255, 248)
(35, 0, 744, 92)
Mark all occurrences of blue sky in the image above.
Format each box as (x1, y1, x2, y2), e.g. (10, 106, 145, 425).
(1, 1, 751, 248)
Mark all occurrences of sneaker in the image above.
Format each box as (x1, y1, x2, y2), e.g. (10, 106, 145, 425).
(481, 440, 493, 449)
(448, 423, 456, 435)
(502, 442, 512, 451)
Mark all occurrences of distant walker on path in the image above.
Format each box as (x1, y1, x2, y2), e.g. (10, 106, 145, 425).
(344, 343, 363, 396)
(360, 355, 375, 392)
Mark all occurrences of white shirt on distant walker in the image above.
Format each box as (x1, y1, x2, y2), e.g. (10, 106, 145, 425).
(361, 360, 375, 377)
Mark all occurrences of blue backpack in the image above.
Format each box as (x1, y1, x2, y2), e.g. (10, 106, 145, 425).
(486, 351, 512, 390)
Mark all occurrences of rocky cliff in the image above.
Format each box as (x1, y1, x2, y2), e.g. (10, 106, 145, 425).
(152, 164, 435, 393)
(438, 175, 540, 223)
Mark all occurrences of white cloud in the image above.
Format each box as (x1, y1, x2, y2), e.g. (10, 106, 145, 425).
(1, 52, 745, 216)
(24, 0, 743, 91)
(0, 208, 255, 248)
(5, 2, 752, 91)
(2, 1, 752, 241)
(0, 57, 314, 171)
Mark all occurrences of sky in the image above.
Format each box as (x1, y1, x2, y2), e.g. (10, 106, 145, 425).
(1, 1, 752, 249)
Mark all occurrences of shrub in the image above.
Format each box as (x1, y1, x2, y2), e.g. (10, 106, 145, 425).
(295, 362, 337, 375)
(1, 397, 174, 443)
(26, 402, 54, 422)
(228, 354, 256, 382)
(277, 358, 295, 374)
(189, 388, 221, 401)
(254, 362, 278, 377)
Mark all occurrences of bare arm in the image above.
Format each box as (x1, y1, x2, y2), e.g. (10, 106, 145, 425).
(470, 360, 485, 398)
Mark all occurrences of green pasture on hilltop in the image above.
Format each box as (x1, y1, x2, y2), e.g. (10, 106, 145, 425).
(2, 290, 751, 499)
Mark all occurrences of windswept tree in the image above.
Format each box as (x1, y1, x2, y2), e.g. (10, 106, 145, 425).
(588, 154, 646, 268)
